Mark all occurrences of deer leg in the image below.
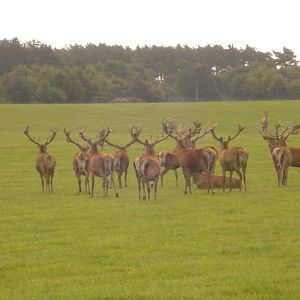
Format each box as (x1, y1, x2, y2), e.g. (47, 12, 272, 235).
(279, 168, 284, 188)
(242, 163, 247, 192)
(154, 176, 159, 200)
(174, 169, 179, 188)
(146, 181, 151, 200)
(118, 172, 122, 189)
(229, 171, 233, 192)
(141, 180, 146, 200)
(124, 169, 128, 188)
(182, 169, 191, 194)
(105, 178, 109, 196)
(50, 174, 54, 192)
(283, 167, 289, 187)
(160, 168, 169, 187)
(222, 169, 226, 192)
(235, 170, 242, 192)
(137, 178, 141, 200)
(110, 174, 119, 197)
(91, 173, 95, 197)
(77, 172, 82, 193)
(45, 175, 50, 192)
(102, 176, 107, 197)
(85, 172, 90, 194)
(40, 174, 44, 192)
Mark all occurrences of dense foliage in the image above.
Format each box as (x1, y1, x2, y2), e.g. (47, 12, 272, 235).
(0, 38, 300, 103)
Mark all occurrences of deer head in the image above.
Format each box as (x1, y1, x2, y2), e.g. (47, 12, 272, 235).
(24, 126, 57, 153)
(211, 124, 246, 150)
(259, 121, 300, 152)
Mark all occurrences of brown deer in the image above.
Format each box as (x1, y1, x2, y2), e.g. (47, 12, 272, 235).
(64, 128, 90, 194)
(24, 126, 57, 192)
(102, 131, 136, 189)
(131, 125, 171, 200)
(193, 173, 242, 190)
(78, 127, 119, 198)
(158, 120, 213, 188)
(211, 125, 249, 192)
(163, 120, 217, 195)
(259, 121, 300, 187)
(261, 111, 269, 133)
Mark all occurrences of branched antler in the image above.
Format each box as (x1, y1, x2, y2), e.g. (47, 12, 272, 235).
(64, 128, 89, 151)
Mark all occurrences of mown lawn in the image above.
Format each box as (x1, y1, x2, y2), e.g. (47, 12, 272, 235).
(0, 101, 300, 299)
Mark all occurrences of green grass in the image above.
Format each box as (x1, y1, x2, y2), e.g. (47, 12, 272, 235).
(1, 101, 300, 299)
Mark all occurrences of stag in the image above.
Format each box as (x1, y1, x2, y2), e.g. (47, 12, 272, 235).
(158, 120, 212, 187)
(211, 125, 249, 192)
(260, 111, 269, 133)
(259, 121, 300, 187)
(24, 126, 57, 192)
(131, 125, 171, 200)
(64, 128, 90, 193)
(163, 120, 217, 194)
(102, 131, 136, 189)
(78, 127, 118, 198)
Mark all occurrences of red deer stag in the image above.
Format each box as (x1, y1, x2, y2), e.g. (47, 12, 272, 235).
(163, 120, 217, 195)
(64, 128, 90, 194)
(259, 121, 300, 187)
(102, 131, 136, 189)
(211, 125, 249, 192)
(24, 126, 57, 192)
(78, 127, 119, 198)
(158, 120, 210, 188)
(131, 125, 171, 200)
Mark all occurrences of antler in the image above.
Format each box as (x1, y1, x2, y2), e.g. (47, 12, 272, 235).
(78, 127, 92, 145)
(192, 123, 217, 143)
(64, 128, 88, 151)
(97, 127, 112, 145)
(228, 124, 246, 141)
(210, 125, 223, 142)
(129, 125, 144, 145)
(24, 126, 41, 146)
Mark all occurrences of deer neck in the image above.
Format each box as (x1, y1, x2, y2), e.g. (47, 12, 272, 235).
(144, 144, 156, 156)
(89, 143, 99, 155)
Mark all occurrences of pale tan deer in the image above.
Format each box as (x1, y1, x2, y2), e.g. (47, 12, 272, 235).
(24, 126, 57, 192)
(259, 121, 300, 187)
(78, 127, 119, 198)
(193, 173, 242, 189)
(131, 125, 171, 200)
(102, 131, 136, 189)
(211, 125, 249, 192)
(163, 120, 217, 194)
(261, 111, 269, 133)
(64, 128, 90, 194)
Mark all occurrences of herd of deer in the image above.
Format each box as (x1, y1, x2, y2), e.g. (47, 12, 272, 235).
(23, 113, 300, 199)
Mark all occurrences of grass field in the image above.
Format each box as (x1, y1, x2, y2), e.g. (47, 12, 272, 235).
(1, 101, 300, 299)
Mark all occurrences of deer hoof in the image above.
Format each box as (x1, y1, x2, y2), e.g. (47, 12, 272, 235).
(184, 191, 187, 194)
(115, 193, 119, 198)
(142, 195, 146, 200)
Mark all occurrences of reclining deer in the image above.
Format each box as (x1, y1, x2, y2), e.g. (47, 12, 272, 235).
(24, 126, 57, 192)
(211, 125, 249, 192)
(131, 125, 171, 200)
(64, 128, 90, 194)
(78, 127, 119, 198)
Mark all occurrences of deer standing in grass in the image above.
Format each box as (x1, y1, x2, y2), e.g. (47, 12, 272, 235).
(211, 125, 249, 192)
(131, 125, 171, 200)
(79, 128, 119, 198)
(259, 120, 300, 187)
(24, 126, 57, 192)
(64, 128, 90, 194)
(102, 131, 136, 189)
(163, 120, 217, 195)
(158, 121, 213, 188)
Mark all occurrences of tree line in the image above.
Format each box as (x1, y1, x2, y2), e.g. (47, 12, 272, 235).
(0, 38, 299, 103)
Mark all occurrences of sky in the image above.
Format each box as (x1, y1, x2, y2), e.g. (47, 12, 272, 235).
(1, 0, 300, 58)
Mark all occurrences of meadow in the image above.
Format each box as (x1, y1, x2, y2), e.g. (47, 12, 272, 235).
(0, 101, 300, 299)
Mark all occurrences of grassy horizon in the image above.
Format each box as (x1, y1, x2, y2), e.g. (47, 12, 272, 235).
(1, 101, 300, 299)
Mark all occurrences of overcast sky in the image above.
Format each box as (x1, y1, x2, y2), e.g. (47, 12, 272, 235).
(1, 0, 300, 58)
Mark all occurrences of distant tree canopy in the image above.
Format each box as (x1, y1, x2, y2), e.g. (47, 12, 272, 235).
(0, 38, 300, 103)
